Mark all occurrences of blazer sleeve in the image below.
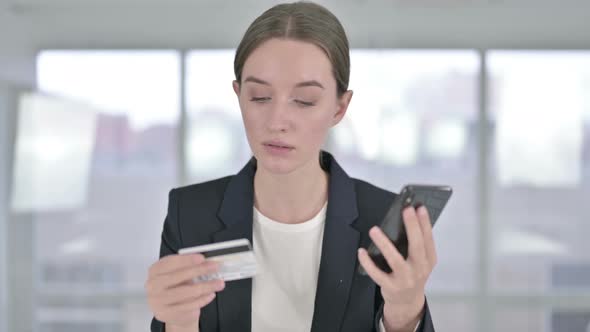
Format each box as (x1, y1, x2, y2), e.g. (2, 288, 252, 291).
(374, 297, 435, 332)
(151, 189, 182, 332)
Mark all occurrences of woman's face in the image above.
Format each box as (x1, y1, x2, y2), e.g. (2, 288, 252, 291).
(233, 38, 352, 175)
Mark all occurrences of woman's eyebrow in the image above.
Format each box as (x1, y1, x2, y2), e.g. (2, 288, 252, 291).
(294, 80, 324, 89)
(244, 76, 270, 85)
(243, 76, 324, 89)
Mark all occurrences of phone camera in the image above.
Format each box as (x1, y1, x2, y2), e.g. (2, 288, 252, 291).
(405, 195, 413, 206)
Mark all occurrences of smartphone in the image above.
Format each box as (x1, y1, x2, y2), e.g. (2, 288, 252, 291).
(358, 184, 452, 275)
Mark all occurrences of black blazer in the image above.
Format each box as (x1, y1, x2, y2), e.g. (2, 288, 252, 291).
(151, 151, 435, 332)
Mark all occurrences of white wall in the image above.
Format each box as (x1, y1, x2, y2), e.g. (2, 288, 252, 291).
(0, 83, 35, 332)
(0, 82, 10, 332)
(1, 0, 590, 86)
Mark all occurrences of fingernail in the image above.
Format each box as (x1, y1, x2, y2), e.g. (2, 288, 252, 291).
(216, 280, 225, 290)
(419, 206, 428, 215)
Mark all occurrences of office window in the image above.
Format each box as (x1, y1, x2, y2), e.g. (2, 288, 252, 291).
(20, 47, 589, 332)
(493, 307, 590, 332)
(428, 301, 477, 331)
(336, 50, 480, 292)
(185, 50, 251, 183)
(488, 51, 590, 292)
(34, 50, 180, 331)
(0, 84, 9, 332)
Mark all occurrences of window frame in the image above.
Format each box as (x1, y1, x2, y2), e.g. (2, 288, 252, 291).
(4, 47, 590, 332)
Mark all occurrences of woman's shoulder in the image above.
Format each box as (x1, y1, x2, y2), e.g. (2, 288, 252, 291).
(350, 177, 398, 222)
(351, 177, 398, 200)
(170, 175, 234, 202)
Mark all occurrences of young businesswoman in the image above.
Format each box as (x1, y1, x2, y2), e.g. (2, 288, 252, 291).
(146, 2, 437, 332)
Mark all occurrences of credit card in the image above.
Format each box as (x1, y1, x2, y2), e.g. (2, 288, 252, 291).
(178, 238, 257, 282)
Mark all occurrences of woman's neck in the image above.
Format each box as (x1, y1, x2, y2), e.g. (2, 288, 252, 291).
(253, 159, 329, 225)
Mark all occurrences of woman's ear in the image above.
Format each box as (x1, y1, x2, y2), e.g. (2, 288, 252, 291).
(232, 80, 241, 97)
(332, 90, 353, 127)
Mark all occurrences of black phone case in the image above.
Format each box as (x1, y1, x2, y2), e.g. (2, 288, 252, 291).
(358, 184, 452, 275)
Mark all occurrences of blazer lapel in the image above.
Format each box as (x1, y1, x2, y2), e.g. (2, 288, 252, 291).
(213, 151, 360, 332)
(310, 152, 361, 332)
(214, 158, 256, 332)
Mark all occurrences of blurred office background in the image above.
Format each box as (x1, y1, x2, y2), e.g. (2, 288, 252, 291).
(1, 0, 589, 331)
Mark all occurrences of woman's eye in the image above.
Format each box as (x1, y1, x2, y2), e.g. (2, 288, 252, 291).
(250, 97, 271, 103)
(295, 100, 315, 107)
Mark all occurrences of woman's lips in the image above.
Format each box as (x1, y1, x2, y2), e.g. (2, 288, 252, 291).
(263, 140, 294, 149)
(263, 142, 294, 155)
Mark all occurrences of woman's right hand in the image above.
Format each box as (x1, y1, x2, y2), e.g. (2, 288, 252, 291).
(145, 253, 226, 331)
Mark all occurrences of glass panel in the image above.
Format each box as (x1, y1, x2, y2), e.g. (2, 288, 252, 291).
(494, 307, 590, 332)
(428, 300, 477, 331)
(335, 50, 480, 292)
(0, 84, 9, 332)
(185, 50, 251, 183)
(488, 51, 590, 291)
(33, 50, 180, 331)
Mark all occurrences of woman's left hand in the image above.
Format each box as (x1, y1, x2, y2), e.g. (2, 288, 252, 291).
(357, 205, 437, 332)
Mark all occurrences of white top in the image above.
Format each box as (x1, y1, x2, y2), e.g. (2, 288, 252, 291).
(252, 202, 327, 332)
(251, 202, 419, 332)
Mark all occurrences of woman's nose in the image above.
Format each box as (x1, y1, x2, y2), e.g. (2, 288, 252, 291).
(266, 103, 290, 132)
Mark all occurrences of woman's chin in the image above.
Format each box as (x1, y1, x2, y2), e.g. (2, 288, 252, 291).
(257, 157, 297, 175)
